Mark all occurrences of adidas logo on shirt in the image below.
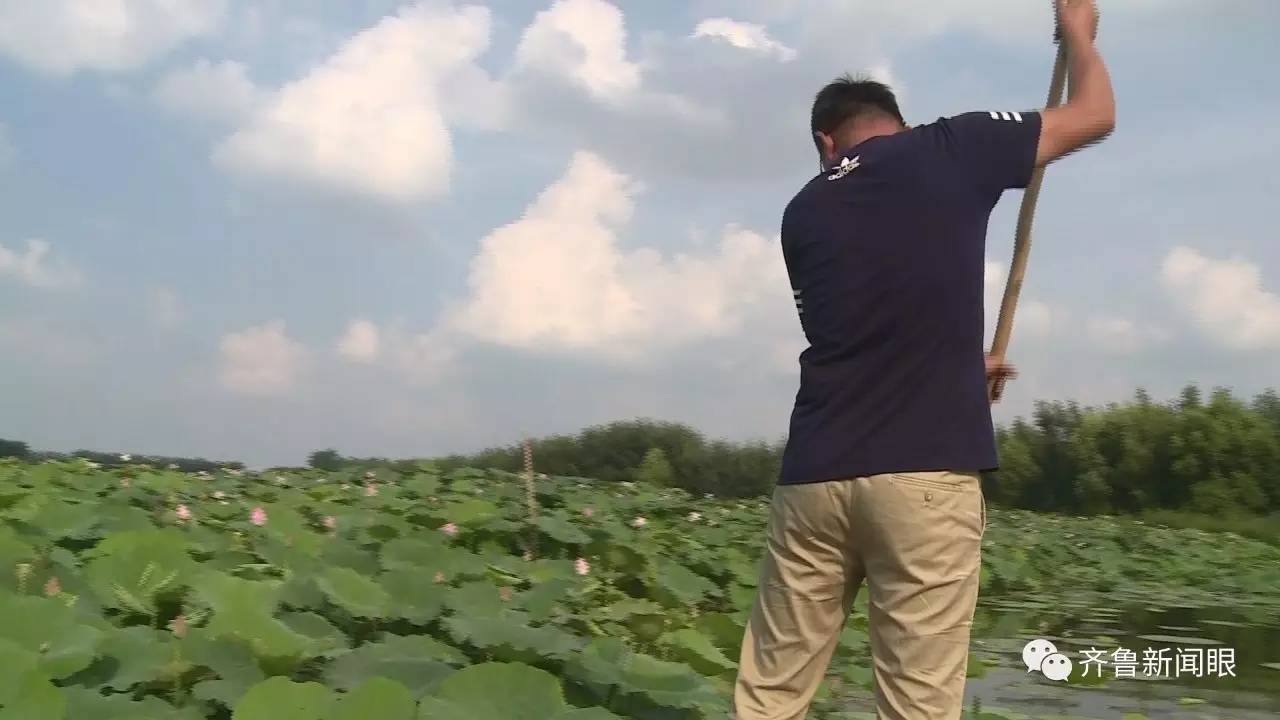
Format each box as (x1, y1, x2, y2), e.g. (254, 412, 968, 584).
(989, 111, 1025, 122)
(826, 155, 861, 181)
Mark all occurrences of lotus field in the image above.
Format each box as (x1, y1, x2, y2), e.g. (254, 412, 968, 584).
(1, 459, 1278, 720)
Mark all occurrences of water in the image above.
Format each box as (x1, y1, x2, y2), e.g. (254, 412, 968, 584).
(962, 597, 1280, 719)
(832, 595, 1280, 719)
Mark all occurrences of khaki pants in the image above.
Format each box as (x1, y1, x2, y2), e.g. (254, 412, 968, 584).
(733, 471, 987, 720)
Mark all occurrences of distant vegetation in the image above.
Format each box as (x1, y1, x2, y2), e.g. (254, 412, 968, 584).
(326, 384, 1280, 521)
(6, 383, 1279, 520)
(0, 440, 244, 474)
(991, 386, 1280, 517)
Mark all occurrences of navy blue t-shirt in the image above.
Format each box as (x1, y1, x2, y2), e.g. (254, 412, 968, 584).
(778, 110, 1043, 486)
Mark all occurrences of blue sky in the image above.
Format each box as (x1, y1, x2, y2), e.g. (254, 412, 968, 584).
(2, 0, 1278, 468)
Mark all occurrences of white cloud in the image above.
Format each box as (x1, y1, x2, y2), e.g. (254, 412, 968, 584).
(334, 318, 458, 384)
(337, 320, 380, 363)
(436, 61, 512, 133)
(513, 0, 641, 103)
(984, 260, 1052, 344)
(1161, 246, 1280, 350)
(867, 62, 904, 98)
(692, 18, 796, 61)
(449, 151, 789, 360)
(1020, 300, 1053, 338)
(1085, 315, 1168, 355)
(0, 239, 82, 289)
(385, 326, 459, 385)
(771, 336, 808, 374)
(214, 3, 494, 202)
(153, 59, 261, 122)
(218, 320, 307, 395)
(0, 0, 226, 76)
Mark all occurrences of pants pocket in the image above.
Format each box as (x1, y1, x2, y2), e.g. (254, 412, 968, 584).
(887, 471, 966, 493)
(879, 471, 985, 548)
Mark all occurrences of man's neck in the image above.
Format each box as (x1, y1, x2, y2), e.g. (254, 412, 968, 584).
(824, 119, 906, 170)
(843, 119, 906, 152)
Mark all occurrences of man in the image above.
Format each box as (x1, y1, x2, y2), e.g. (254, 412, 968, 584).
(734, 1, 1114, 719)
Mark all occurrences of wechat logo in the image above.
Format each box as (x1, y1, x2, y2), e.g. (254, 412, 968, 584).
(1023, 638, 1073, 681)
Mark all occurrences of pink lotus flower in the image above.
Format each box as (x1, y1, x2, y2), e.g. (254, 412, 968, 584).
(324, 516, 337, 530)
(582, 507, 595, 518)
(499, 587, 514, 602)
(250, 507, 267, 526)
(440, 522, 459, 537)
(364, 484, 379, 497)
(176, 505, 192, 522)
(574, 558, 590, 576)
(44, 576, 61, 597)
(433, 571, 446, 583)
(631, 516, 648, 529)
(169, 614, 188, 638)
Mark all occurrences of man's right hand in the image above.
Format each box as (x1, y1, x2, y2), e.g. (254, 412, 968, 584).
(1036, 0, 1115, 168)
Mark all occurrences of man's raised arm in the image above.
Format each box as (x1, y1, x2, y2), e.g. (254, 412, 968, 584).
(1037, 0, 1115, 167)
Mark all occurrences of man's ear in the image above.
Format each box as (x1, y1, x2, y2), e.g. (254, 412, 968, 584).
(814, 132, 835, 165)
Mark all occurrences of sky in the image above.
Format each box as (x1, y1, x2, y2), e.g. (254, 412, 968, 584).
(1, 0, 1278, 468)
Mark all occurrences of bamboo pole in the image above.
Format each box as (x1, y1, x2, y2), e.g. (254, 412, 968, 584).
(988, 38, 1070, 403)
(522, 438, 538, 560)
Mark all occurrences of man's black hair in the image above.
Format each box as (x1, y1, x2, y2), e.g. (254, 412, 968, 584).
(810, 75, 906, 139)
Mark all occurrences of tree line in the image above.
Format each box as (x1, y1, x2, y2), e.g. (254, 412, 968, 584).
(6, 383, 1278, 517)
(315, 384, 1280, 517)
(989, 386, 1280, 516)
(308, 424, 785, 499)
(0, 440, 244, 474)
